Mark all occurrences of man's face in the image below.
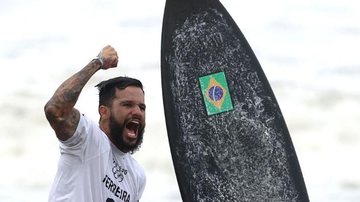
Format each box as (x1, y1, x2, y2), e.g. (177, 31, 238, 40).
(108, 86, 146, 153)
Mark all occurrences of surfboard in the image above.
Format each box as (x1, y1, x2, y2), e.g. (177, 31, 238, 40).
(160, 0, 309, 201)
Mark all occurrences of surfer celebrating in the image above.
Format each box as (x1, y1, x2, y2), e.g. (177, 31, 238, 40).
(44, 45, 146, 202)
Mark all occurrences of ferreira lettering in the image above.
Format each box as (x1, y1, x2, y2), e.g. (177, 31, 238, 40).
(103, 175, 131, 202)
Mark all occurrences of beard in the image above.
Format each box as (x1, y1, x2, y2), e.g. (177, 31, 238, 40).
(109, 114, 145, 154)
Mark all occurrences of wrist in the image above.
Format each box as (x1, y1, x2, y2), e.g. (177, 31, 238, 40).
(93, 56, 104, 70)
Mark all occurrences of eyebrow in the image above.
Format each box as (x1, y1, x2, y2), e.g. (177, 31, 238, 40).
(120, 100, 146, 108)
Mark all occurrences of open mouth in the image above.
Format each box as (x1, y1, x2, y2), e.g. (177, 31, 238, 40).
(125, 120, 140, 139)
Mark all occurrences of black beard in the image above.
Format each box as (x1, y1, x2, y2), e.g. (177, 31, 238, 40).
(109, 114, 144, 154)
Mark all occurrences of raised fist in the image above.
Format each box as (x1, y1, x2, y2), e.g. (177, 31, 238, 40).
(97, 45, 118, 69)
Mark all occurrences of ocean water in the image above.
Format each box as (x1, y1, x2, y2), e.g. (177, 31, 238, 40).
(0, 0, 359, 201)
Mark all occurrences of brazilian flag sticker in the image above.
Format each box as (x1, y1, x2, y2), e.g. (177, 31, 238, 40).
(199, 72, 234, 115)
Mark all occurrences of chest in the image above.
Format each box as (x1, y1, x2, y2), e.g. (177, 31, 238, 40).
(100, 152, 139, 202)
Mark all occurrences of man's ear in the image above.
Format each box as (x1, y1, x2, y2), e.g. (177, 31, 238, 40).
(99, 105, 110, 119)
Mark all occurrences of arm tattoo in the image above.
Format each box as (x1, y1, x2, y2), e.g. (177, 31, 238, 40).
(63, 89, 79, 103)
(45, 60, 99, 140)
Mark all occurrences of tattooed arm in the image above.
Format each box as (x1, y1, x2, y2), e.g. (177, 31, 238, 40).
(44, 45, 118, 141)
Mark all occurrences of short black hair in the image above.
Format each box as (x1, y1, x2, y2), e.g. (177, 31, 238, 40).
(95, 76, 144, 107)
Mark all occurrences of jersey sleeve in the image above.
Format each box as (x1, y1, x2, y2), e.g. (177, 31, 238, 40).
(58, 114, 109, 164)
(58, 114, 94, 162)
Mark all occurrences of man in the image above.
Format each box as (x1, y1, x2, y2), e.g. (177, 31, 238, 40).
(44, 45, 146, 202)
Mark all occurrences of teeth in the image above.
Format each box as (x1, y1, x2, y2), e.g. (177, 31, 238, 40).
(126, 120, 140, 138)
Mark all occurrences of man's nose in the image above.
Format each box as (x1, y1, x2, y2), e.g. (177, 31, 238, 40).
(131, 105, 144, 116)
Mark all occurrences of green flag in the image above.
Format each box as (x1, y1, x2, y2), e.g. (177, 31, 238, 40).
(199, 72, 233, 115)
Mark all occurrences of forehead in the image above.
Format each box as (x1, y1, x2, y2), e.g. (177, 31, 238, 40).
(114, 86, 145, 101)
